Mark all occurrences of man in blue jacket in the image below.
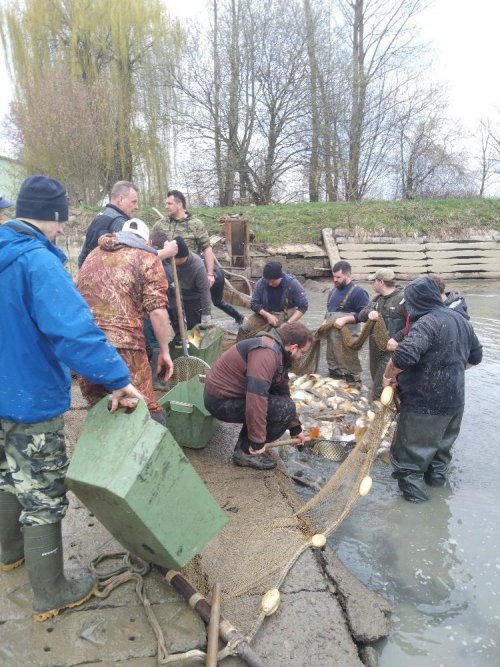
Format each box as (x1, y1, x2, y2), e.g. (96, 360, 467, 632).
(383, 275, 482, 502)
(248, 260, 308, 329)
(0, 176, 142, 621)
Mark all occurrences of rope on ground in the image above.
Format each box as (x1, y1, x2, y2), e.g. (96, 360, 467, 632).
(89, 552, 239, 666)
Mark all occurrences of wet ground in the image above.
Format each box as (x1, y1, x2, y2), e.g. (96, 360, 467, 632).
(0, 413, 389, 667)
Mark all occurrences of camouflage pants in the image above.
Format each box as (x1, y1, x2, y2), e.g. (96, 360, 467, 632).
(79, 347, 162, 414)
(0, 415, 69, 525)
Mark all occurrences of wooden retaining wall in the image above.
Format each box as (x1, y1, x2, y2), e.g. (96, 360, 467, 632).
(333, 229, 500, 281)
(219, 230, 500, 281)
(250, 243, 331, 278)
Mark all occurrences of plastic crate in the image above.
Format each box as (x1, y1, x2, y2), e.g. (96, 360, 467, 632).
(159, 374, 215, 448)
(66, 397, 227, 569)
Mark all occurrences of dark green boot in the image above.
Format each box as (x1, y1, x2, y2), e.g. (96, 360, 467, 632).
(24, 522, 97, 622)
(0, 491, 25, 572)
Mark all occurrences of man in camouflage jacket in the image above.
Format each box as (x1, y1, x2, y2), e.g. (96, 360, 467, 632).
(78, 222, 173, 424)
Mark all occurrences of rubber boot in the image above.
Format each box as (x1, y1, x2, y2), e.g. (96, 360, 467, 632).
(424, 470, 447, 487)
(396, 474, 429, 503)
(24, 523, 97, 622)
(0, 491, 25, 572)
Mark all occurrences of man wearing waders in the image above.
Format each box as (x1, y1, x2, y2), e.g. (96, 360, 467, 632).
(237, 261, 308, 341)
(0, 176, 142, 620)
(334, 268, 405, 398)
(383, 275, 482, 502)
(204, 322, 313, 469)
(325, 261, 369, 383)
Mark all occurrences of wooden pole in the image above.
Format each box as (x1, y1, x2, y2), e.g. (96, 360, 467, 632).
(158, 567, 267, 667)
(206, 582, 221, 666)
(322, 227, 341, 270)
(264, 437, 312, 451)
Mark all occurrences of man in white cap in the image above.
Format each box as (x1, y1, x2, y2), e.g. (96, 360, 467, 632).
(77, 217, 174, 424)
(334, 267, 405, 398)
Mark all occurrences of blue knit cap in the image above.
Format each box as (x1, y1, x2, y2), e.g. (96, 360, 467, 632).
(15, 175, 69, 222)
(0, 195, 12, 209)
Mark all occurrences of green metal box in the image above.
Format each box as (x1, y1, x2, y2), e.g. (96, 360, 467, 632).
(158, 375, 215, 449)
(66, 398, 227, 569)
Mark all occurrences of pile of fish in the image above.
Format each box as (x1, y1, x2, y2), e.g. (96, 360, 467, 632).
(289, 372, 374, 443)
(288, 372, 395, 462)
(275, 373, 396, 490)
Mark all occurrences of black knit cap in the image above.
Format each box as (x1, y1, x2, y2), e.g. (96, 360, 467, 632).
(263, 261, 283, 280)
(16, 175, 69, 223)
(174, 235, 189, 259)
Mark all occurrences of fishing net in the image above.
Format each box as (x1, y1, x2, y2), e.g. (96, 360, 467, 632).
(222, 275, 252, 308)
(291, 316, 391, 375)
(65, 373, 395, 645)
(233, 310, 391, 375)
(182, 401, 396, 640)
(235, 312, 286, 342)
(161, 355, 210, 393)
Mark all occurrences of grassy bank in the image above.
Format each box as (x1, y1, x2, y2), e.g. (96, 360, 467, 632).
(75, 199, 500, 246)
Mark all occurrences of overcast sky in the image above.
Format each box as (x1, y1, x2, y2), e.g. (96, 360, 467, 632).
(1, 0, 499, 151)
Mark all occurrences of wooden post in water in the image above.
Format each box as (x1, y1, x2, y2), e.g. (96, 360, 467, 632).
(322, 228, 341, 270)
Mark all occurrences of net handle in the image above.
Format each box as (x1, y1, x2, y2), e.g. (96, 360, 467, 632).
(170, 257, 189, 356)
(264, 436, 313, 450)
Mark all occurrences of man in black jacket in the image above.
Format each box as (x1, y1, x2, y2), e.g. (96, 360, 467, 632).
(383, 275, 482, 502)
(78, 181, 139, 267)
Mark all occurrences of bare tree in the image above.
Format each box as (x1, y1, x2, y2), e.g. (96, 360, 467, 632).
(392, 88, 473, 200)
(477, 117, 500, 196)
(336, 0, 427, 200)
(173, 0, 309, 205)
(10, 69, 114, 203)
(1, 0, 180, 200)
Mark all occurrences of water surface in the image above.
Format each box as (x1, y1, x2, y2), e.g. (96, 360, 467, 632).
(215, 279, 500, 665)
(308, 280, 500, 667)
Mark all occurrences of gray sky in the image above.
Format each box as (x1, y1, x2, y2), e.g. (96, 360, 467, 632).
(1, 0, 499, 152)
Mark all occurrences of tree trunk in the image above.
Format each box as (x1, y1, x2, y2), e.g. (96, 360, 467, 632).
(213, 0, 224, 205)
(304, 0, 320, 202)
(347, 0, 365, 201)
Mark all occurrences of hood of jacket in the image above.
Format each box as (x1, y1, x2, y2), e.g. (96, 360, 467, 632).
(404, 275, 445, 321)
(98, 232, 156, 254)
(0, 219, 66, 273)
(256, 327, 285, 350)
